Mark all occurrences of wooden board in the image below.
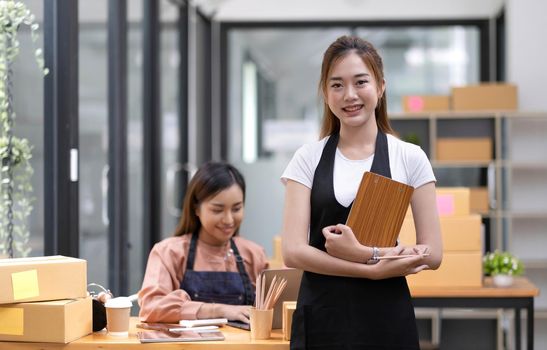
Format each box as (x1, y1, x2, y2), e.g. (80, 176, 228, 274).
(346, 172, 414, 247)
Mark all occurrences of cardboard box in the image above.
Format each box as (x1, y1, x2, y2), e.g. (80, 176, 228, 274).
(436, 137, 492, 161)
(0, 297, 92, 343)
(470, 187, 489, 214)
(399, 215, 482, 252)
(451, 83, 517, 111)
(406, 252, 483, 288)
(406, 187, 470, 218)
(0, 256, 87, 304)
(402, 95, 450, 113)
(282, 301, 296, 341)
(436, 187, 471, 216)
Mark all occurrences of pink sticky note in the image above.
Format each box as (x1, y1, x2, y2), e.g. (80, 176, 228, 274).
(437, 194, 455, 216)
(407, 96, 424, 112)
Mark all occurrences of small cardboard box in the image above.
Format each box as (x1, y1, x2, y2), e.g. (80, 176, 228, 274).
(406, 187, 470, 218)
(436, 187, 471, 216)
(399, 215, 482, 252)
(406, 252, 483, 288)
(402, 95, 450, 113)
(436, 137, 492, 161)
(0, 297, 92, 343)
(282, 301, 296, 341)
(0, 256, 87, 304)
(451, 83, 517, 111)
(470, 187, 489, 214)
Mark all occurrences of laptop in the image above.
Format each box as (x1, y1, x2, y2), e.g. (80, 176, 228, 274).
(258, 268, 302, 329)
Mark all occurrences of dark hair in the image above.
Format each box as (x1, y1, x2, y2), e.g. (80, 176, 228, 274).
(319, 35, 393, 138)
(174, 161, 246, 236)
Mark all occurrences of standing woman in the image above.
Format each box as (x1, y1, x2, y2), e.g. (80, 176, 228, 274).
(281, 36, 442, 349)
(139, 162, 268, 323)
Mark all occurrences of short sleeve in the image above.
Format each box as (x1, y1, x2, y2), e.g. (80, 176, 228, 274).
(280, 138, 326, 188)
(406, 145, 436, 189)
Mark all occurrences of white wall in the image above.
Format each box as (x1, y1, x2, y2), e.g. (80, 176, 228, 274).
(506, 0, 547, 111)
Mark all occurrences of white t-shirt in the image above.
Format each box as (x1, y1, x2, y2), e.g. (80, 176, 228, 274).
(281, 134, 436, 207)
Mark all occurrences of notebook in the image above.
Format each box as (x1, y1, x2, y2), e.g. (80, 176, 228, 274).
(137, 329, 225, 343)
(259, 268, 302, 329)
(346, 171, 414, 247)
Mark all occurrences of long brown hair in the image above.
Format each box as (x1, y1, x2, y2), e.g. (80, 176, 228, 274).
(174, 161, 246, 236)
(319, 35, 393, 138)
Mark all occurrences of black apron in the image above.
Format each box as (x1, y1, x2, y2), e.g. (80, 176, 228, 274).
(180, 232, 255, 306)
(290, 131, 419, 350)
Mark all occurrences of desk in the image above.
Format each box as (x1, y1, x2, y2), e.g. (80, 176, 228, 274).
(0, 318, 289, 350)
(411, 277, 539, 350)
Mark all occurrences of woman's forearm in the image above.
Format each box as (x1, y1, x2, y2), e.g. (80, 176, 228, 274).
(283, 239, 377, 279)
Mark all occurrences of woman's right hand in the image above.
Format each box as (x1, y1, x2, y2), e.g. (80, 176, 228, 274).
(216, 304, 251, 323)
(372, 246, 429, 280)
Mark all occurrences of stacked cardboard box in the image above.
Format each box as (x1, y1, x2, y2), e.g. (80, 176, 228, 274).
(268, 236, 285, 269)
(0, 256, 91, 343)
(451, 83, 517, 111)
(402, 95, 450, 113)
(436, 137, 492, 162)
(401, 83, 518, 114)
(401, 188, 483, 288)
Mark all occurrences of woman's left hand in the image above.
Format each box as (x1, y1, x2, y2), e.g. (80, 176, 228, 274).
(322, 224, 367, 263)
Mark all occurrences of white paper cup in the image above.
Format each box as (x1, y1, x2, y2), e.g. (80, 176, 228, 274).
(104, 297, 132, 336)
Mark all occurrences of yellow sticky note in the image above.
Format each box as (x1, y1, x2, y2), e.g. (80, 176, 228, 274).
(11, 270, 40, 301)
(0, 308, 24, 335)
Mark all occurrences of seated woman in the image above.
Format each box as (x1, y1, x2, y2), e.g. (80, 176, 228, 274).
(138, 162, 269, 323)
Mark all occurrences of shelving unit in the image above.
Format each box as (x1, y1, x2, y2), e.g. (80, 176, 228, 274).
(390, 111, 547, 315)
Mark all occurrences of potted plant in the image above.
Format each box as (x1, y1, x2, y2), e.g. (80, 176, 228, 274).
(0, 0, 48, 258)
(483, 250, 524, 287)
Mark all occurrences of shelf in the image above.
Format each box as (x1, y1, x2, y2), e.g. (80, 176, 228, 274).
(500, 212, 547, 219)
(392, 111, 547, 295)
(521, 259, 547, 269)
(432, 160, 493, 168)
(391, 111, 547, 120)
(501, 161, 547, 169)
(503, 111, 547, 119)
(390, 111, 504, 120)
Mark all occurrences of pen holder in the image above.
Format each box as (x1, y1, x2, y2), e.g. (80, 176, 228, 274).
(250, 307, 273, 340)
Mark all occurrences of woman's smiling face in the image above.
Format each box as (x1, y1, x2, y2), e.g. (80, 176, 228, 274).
(196, 184, 244, 246)
(326, 51, 384, 130)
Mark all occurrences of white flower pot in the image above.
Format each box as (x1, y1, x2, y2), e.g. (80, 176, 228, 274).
(493, 274, 514, 287)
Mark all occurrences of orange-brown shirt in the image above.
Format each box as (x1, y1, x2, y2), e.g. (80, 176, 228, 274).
(138, 234, 268, 322)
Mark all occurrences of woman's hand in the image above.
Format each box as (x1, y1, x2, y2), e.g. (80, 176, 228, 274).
(216, 304, 251, 323)
(322, 224, 368, 263)
(382, 245, 429, 257)
(372, 246, 429, 280)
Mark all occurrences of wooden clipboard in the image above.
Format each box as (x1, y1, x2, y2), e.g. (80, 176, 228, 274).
(346, 172, 414, 247)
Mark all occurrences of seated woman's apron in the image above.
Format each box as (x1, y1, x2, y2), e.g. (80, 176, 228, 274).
(290, 131, 420, 350)
(180, 232, 254, 306)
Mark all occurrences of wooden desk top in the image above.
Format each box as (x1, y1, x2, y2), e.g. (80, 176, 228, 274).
(410, 277, 540, 298)
(0, 318, 289, 350)
(1, 278, 539, 349)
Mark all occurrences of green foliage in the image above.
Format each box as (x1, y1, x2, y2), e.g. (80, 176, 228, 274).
(0, 0, 47, 257)
(402, 133, 421, 146)
(0, 0, 48, 76)
(483, 250, 524, 276)
(0, 135, 31, 166)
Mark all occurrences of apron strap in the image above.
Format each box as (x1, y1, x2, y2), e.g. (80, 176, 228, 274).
(230, 239, 255, 305)
(369, 129, 391, 178)
(186, 232, 199, 271)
